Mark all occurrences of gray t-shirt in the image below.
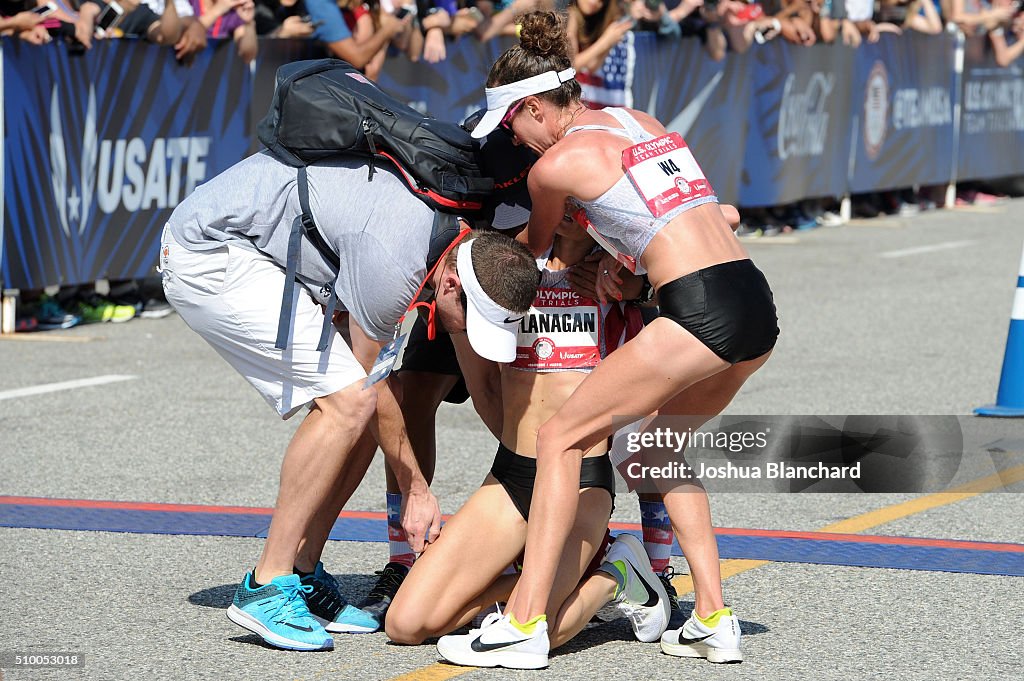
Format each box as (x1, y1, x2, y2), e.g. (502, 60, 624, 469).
(168, 151, 435, 341)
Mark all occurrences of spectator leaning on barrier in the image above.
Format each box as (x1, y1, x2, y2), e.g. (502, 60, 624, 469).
(1, 0, 50, 42)
(253, 0, 313, 36)
(339, 0, 386, 76)
(37, 1, 89, 48)
(946, 0, 1015, 35)
(567, 0, 632, 72)
(74, 0, 208, 60)
(304, 0, 412, 69)
(408, 0, 494, 64)
(663, 0, 727, 60)
(192, 0, 258, 62)
(446, 0, 485, 38)
(701, 0, 816, 54)
(712, 0, 796, 52)
(875, 0, 943, 34)
(476, 0, 550, 41)
(627, 0, 685, 39)
(818, 0, 864, 45)
(337, 1, 421, 80)
(113, 0, 186, 45)
(761, 0, 819, 46)
(990, 0, 1024, 65)
(415, 0, 452, 62)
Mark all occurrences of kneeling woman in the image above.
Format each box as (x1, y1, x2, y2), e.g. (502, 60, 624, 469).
(385, 219, 671, 668)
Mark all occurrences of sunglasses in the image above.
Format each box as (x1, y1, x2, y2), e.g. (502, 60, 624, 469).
(500, 99, 525, 134)
(408, 262, 470, 340)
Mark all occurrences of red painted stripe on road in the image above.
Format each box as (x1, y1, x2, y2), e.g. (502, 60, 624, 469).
(3, 495, 1021, 553)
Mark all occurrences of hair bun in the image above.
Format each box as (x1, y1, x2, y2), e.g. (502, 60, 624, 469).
(518, 11, 570, 61)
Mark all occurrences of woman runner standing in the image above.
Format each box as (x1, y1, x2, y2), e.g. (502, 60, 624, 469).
(439, 10, 779, 669)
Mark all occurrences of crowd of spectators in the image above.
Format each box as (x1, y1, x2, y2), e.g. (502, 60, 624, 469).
(3, 0, 1023, 326)
(2, 0, 1022, 74)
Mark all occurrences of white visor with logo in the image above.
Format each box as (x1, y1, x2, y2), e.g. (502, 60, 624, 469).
(471, 68, 577, 139)
(456, 239, 524, 363)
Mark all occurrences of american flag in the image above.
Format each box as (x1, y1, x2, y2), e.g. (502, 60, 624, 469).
(578, 31, 635, 110)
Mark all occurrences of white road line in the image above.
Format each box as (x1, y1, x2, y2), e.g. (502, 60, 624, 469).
(0, 374, 137, 402)
(880, 240, 978, 259)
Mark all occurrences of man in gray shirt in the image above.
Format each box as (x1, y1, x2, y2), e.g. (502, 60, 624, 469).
(160, 149, 540, 651)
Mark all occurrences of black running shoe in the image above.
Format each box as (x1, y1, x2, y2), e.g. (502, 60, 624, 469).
(660, 567, 680, 613)
(358, 562, 410, 624)
(139, 298, 174, 319)
(299, 562, 378, 633)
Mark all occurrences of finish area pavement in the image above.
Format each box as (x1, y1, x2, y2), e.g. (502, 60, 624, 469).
(1, 201, 1023, 680)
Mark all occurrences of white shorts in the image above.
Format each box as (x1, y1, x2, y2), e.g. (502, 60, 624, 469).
(159, 226, 366, 419)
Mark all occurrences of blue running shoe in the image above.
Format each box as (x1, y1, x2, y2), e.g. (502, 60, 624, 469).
(34, 295, 81, 330)
(226, 573, 334, 651)
(300, 562, 380, 633)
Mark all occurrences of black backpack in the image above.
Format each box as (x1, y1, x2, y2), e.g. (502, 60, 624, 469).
(258, 59, 490, 351)
(258, 58, 495, 216)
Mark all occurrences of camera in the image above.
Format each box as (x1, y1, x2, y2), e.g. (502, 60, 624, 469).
(31, 2, 58, 17)
(95, 1, 125, 38)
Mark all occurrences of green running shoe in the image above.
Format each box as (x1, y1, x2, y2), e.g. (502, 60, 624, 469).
(76, 296, 136, 324)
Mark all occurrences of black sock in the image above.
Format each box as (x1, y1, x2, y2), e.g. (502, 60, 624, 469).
(248, 571, 264, 589)
(293, 566, 314, 578)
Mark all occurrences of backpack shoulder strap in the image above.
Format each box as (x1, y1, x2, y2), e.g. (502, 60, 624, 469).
(426, 211, 463, 271)
(297, 166, 340, 270)
(275, 165, 341, 351)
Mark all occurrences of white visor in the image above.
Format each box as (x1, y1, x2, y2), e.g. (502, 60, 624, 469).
(471, 68, 577, 139)
(456, 239, 524, 363)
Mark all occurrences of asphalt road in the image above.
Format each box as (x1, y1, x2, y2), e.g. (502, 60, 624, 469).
(1, 200, 1023, 681)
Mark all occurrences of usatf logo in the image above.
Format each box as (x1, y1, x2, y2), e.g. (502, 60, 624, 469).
(532, 337, 555, 360)
(48, 85, 212, 238)
(863, 62, 890, 161)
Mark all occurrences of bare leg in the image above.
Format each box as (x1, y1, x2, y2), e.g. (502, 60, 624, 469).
(655, 353, 771, 617)
(445, 487, 615, 645)
(543, 488, 616, 648)
(549, 572, 618, 649)
(294, 427, 379, 572)
(255, 381, 377, 583)
(386, 479, 527, 644)
(507, 319, 729, 622)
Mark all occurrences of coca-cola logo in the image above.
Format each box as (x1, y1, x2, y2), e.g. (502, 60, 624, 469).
(778, 73, 835, 160)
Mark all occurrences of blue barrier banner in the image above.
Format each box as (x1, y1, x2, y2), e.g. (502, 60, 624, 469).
(2, 39, 251, 290)
(740, 41, 855, 207)
(377, 38, 509, 123)
(849, 33, 957, 193)
(251, 39, 320, 153)
(957, 43, 1024, 181)
(631, 35, 753, 205)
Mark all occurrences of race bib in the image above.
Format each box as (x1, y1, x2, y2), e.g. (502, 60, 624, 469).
(622, 133, 715, 218)
(572, 208, 638, 274)
(513, 287, 601, 370)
